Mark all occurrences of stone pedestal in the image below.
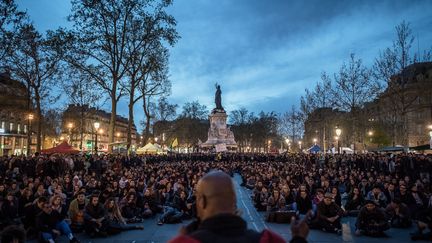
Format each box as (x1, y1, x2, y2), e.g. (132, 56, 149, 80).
(201, 109, 237, 149)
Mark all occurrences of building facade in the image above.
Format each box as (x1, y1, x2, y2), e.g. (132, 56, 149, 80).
(61, 104, 139, 152)
(0, 72, 34, 156)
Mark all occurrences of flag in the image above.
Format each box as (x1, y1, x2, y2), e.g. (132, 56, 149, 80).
(171, 138, 178, 148)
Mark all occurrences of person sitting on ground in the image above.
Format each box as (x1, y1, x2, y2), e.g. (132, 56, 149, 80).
(169, 171, 287, 243)
(158, 190, 187, 225)
(23, 196, 47, 237)
(344, 187, 364, 216)
(411, 195, 432, 241)
(385, 198, 411, 228)
(281, 185, 296, 210)
(366, 184, 387, 208)
(36, 201, 79, 243)
(294, 190, 313, 215)
(355, 200, 390, 237)
(103, 198, 144, 235)
(84, 194, 108, 237)
(120, 192, 142, 223)
(68, 191, 87, 232)
(311, 192, 343, 235)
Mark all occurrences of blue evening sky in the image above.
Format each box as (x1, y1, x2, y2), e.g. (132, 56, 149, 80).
(17, 0, 432, 128)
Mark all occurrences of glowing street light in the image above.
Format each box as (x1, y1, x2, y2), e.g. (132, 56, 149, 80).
(93, 122, 100, 153)
(335, 125, 342, 154)
(298, 141, 302, 150)
(313, 138, 317, 145)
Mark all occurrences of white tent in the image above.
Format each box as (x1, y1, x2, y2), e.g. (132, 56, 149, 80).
(136, 143, 163, 154)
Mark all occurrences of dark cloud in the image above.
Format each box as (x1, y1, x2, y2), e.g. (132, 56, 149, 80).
(18, 0, 432, 129)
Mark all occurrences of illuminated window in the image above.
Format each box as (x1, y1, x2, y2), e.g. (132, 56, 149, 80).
(17, 124, 21, 133)
(9, 123, 13, 132)
(1, 121, 4, 129)
(24, 125, 27, 133)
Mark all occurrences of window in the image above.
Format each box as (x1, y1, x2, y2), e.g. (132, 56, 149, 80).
(9, 122, 13, 132)
(17, 124, 21, 133)
(24, 125, 27, 133)
(1, 121, 4, 129)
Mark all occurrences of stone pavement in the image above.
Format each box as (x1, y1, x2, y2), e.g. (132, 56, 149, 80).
(58, 174, 420, 242)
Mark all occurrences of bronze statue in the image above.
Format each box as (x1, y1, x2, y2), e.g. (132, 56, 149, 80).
(215, 84, 223, 110)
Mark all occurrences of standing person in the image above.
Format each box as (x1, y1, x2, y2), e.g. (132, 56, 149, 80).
(169, 171, 293, 243)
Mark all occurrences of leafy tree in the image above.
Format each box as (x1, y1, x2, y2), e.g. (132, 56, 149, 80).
(8, 24, 65, 152)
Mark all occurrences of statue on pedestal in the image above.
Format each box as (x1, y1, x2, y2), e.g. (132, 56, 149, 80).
(215, 84, 223, 111)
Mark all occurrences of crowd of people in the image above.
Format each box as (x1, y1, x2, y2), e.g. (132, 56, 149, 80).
(0, 152, 430, 242)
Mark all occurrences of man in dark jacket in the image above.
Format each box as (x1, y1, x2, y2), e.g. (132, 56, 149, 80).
(169, 171, 306, 243)
(36, 201, 79, 243)
(355, 200, 390, 236)
(84, 194, 108, 237)
(312, 192, 344, 234)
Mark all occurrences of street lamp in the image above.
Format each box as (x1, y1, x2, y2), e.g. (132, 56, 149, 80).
(93, 122, 100, 153)
(27, 114, 34, 156)
(335, 126, 342, 154)
(298, 141, 302, 150)
(68, 122, 73, 143)
(313, 138, 317, 145)
(428, 125, 432, 149)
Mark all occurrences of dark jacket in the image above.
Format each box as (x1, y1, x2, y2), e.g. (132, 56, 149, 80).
(169, 213, 286, 243)
(85, 203, 105, 221)
(36, 211, 57, 233)
(356, 206, 387, 228)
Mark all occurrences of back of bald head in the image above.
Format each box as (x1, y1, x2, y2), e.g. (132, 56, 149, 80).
(197, 171, 236, 211)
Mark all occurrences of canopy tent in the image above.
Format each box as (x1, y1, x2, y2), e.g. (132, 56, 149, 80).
(409, 144, 431, 151)
(41, 141, 80, 154)
(374, 146, 405, 152)
(136, 143, 163, 154)
(307, 144, 321, 153)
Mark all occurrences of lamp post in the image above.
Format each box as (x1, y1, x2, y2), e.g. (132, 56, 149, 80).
(428, 125, 432, 149)
(27, 114, 34, 156)
(93, 122, 100, 154)
(335, 126, 342, 154)
(313, 138, 317, 145)
(298, 141, 302, 151)
(67, 122, 73, 144)
(285, 138, 290, 152)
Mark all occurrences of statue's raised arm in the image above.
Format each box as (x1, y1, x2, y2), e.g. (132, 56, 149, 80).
(215, 84, 223, 110)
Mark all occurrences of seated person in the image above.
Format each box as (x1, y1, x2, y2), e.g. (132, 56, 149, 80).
(103, 198, 143, 234)
(411, 196, 432, 241)
(344, 187, 364, 216)
(68, 191, 88, 232)
(254, 187, 269, 212)
(355, 200, 390, 237)
(294, 190, 313, 215)
(158, 190, 189, 225)
(311, 192, 343, 234)
(23, 196, 47, 236)
(266, 189, 283, 212)
(366, 184, 387, 208)
(385, 198, 411, 228)
(120, 192, 142, 223)
(281, 185, 296, 210)
(36, 201, 79, 243)
(84, 194, 108, 237)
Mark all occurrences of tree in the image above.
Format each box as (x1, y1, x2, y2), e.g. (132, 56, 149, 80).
(61, 69, 105, 150)
(153, 96, 177, 122)
(331, 53, 381, 150)
(230, 107, 253, 152)
(122, 1, 178, 149)
(373, 21, 431, 146)
(67, 0, 178, 152)
(279, 105, 303, 149)
(0, 0, 26, 62)
(8, 24, 65, 152)
(180, 101, 208, 120)
(139, 44, 172, 145)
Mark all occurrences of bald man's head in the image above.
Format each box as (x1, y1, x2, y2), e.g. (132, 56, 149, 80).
(195, 171, 237, 221)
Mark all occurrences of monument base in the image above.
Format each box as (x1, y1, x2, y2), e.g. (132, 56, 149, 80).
(201, 110, 237, 150)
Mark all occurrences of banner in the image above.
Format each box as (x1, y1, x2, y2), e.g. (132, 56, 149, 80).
(171, 138, 178, 148)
